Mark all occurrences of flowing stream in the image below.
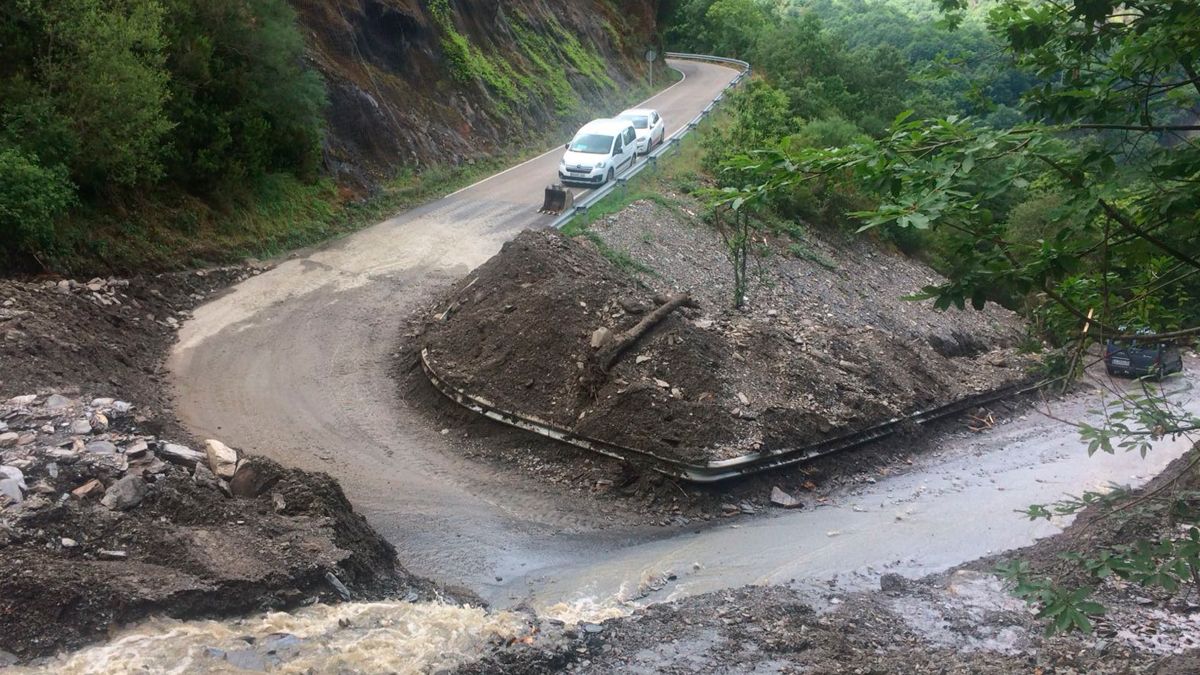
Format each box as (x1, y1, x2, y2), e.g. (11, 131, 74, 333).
(12, 602, 528, 674)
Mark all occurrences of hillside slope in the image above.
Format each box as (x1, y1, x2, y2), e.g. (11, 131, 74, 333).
(296, 0, 663, 186)
(0, 1, 660, 274)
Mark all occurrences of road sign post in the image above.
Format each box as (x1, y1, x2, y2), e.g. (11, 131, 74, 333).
(646, 49, 658, 89)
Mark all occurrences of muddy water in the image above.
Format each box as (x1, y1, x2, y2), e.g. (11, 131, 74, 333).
(13, 602, 527, 674)
(493, 373, 1200, 615)
(11, 597, 639, 673)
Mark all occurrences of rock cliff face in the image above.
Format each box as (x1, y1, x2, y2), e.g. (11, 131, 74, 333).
(291, 0, 661, 187)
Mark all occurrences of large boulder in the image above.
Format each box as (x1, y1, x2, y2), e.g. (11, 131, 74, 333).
(204, 439, 239, 479)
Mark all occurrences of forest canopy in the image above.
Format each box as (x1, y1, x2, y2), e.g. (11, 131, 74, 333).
(0, 0, 325, 270)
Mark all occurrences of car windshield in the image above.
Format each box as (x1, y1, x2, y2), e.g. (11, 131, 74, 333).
(569, 133, 614, 154)
(620, 114, 649, 129)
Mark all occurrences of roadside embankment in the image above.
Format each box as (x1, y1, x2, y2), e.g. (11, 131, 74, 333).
(418, 218, 1034, 468)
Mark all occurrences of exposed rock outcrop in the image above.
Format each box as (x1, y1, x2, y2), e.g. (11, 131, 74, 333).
(293, 0, 663, 188)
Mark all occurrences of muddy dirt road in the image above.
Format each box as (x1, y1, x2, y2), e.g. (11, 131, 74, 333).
(170, 56, 1198, 613)
(170, 59, 742, 587)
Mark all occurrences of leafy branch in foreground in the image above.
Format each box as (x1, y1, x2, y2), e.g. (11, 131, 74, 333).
(996, 560, 1105, 635)
(714, 0, 1200, 634)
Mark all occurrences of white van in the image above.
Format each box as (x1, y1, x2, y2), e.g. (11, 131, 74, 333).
(558, 119, 638, 186)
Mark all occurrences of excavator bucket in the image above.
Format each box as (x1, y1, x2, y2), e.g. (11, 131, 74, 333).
(539, 184, 574, 215)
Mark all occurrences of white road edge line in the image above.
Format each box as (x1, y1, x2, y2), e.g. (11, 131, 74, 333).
(444, 61, 694, 199)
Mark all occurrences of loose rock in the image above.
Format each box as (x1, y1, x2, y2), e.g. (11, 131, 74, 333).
(325, 572, 352, 601)
(44, 394, 72, 409)
(204, 439, 239, 479)
(159, 442, 204, 466)
(100, 475, 148, 511)
(123, 440, 149, 458)
(85, 441, 117, 455)
(770, 486, 802, 509)
(71, 479, 104, 499)
(0, 478, 22, 503)
(590, 327, 613, 349)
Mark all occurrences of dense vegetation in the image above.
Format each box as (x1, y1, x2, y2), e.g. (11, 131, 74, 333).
(0, 0, 325, 272)
(664, 0, 1200, 631)
(0, 1, 652, 274)
(665, 0, 1198, 343)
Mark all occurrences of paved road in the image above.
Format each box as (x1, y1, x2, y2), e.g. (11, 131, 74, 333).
(169, 59, 743, 588)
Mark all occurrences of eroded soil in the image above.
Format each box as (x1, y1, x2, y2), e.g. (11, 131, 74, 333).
(0, 272, 453, 662)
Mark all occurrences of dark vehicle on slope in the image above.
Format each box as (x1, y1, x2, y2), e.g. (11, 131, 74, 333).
(1104, 328, 1184, 378)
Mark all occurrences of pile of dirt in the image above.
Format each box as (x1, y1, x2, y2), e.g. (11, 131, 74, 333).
(419, 226, 1034, 466)
(0, 271, 459, 662)
(0, 393, 446, 662)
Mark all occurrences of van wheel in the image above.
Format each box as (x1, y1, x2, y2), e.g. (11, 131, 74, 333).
(607, 168, 615, 184)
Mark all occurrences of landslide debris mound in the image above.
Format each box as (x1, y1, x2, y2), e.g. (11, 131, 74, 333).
(0, 270, 454, 662)
(0, 394, 440, 662)
(421, 228, 1031, 464)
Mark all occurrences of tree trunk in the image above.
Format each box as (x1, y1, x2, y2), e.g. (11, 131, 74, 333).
(581, 292, 693, 395)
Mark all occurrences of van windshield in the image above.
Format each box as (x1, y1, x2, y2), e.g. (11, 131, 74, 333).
(569, 134, 614, 154)
(620, 114, 649, 129)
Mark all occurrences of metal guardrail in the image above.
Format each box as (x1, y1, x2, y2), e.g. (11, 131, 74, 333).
(550, 53, 751, 231)
(423, 346, 1054, 483)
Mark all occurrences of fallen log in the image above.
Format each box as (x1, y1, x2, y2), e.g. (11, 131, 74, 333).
(597, 292, 693, 371)
(581, 293, 693, 396)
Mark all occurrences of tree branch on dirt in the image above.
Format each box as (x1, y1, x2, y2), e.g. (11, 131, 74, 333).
(581, 292, 695, 395)
(595, 292, 695, 371)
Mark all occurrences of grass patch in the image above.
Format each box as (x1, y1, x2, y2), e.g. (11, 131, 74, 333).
(50, 158, 510, 275)
(786, 241, 839, 270)
(580, 230, 655, 276)
(764, 215, 840, 270)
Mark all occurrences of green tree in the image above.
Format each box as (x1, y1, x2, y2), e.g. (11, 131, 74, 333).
(719, 0, 1200, 631)
(704, 0, 772, 58)
(161, 0, 325, 190)
(663, 0, 776, 58)
(0, 149, 75, 264)
(31, 0, 172, 189)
